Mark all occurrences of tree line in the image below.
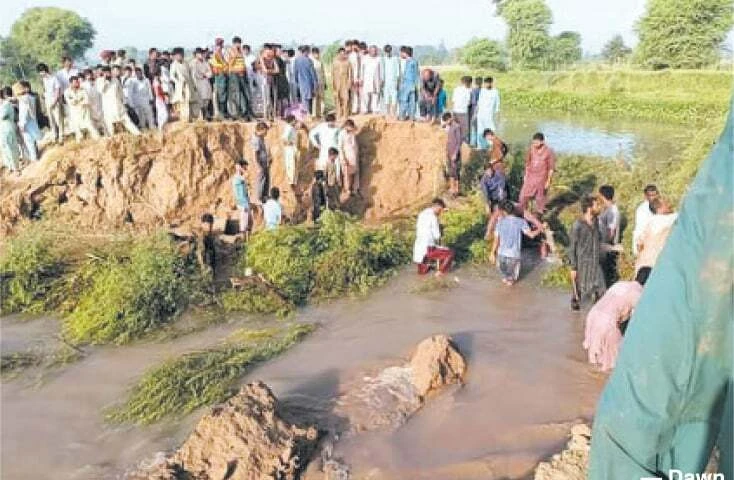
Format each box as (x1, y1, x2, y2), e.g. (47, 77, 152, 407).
(1, 0, 732, 84)
(459, 0, 733, 70)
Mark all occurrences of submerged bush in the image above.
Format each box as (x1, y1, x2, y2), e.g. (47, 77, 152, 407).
(224, 211, 411, 312)
(109, 322, 314, 424)
(0, 227, 65, 314)
(63, 233, 206, 345)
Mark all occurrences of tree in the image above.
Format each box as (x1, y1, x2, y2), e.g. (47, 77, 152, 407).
(548, 31, 582, 69)
(601, 35, 632, 64)
(634, 0, 734, 69)
(8, 7, 95, 69)
(496, 0, 553, 70)
(459, 38, 507, 70)
(0, 36, 36, 84)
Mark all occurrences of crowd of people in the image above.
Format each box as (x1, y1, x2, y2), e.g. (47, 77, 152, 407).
(411, 117, 678, 373)
(1, 38, 485, 175)
(0, 38, 679, 375)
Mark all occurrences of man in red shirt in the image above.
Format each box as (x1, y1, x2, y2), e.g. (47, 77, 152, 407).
(519, 132, 556, 214)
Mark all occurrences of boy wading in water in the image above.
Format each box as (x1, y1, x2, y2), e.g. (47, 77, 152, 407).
(490, 200, 542, 286)
(231, 159, 251, 241)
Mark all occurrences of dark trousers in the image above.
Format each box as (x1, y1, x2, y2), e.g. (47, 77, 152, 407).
(214, 74, 228, 118)
(602, 251, 620, 288)
(418, 246, 455, 274)
(229, 73, 252, 119)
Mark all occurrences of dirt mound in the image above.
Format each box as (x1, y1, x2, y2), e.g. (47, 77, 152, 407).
(131, 381, 319, 480)
(533, 423, 591, 480)
(305, 335, 466, 479)
(331, 334, 466, 434)
(1, 118, 464, 235)
(410, 334, 467, 397)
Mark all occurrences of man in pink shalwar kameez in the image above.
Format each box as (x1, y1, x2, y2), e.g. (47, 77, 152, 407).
(519, 132, 556, 214)
(583, 267, 652, 372)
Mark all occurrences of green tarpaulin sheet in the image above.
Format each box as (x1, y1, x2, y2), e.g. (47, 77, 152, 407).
(589, 97, 733, 479)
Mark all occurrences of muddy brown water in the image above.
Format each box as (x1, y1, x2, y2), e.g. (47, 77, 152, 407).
(1, 261, 606, 480)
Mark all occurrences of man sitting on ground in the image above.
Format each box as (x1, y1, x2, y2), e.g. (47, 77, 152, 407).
(263, 186, 283, 230)
(413, 198, 454, 276)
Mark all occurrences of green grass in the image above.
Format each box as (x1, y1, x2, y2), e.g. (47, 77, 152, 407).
(222, 210, 411, 313)
(108, 322, 315, 424)
(63, 233, 208, 345)
(0, 352, 41, 377)
(438, 68, 732, 124)
(0, 226, 66, 314)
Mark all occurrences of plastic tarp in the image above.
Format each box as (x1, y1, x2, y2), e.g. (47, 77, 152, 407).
(589, 96, 733, 479)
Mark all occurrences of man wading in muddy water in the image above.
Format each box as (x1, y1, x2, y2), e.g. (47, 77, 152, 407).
(413, 198, 454, 276)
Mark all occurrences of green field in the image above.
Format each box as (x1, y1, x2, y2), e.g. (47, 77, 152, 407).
(438, 68, 733, 124)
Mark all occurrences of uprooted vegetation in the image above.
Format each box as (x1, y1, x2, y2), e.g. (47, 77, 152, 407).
(222, 210, 412, 314)
(108, 322, 314, 424)
(62, 233, 208, 345)
(0, 225, 66, 314)
(0, 229, 210, 346)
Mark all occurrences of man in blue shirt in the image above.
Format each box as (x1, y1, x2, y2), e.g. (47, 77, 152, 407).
(480, 158, 508, 237)
(231, 159, 250, 239)
(490, 200, 542, 285)
(293, 46, 317, 113)
(398, 46, 419, 121)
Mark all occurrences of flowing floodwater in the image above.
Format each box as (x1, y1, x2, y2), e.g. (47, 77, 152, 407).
(498, 110, 685, 162)
(1, 263, 606, 480)
(0, 113, 677, 479)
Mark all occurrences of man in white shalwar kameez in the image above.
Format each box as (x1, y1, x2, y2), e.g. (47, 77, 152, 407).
(82, 70, 104, 132)
(348, 42, 361, 115)
(100, 66, 141, 136)
(64, 75, 101, 142)
(170, 47, 199, 123)
(132, 68, 155, 130)
(475, 77, 500, 150)
(308, 113, 341, 176)
(360, 46, 382, 114)
(381, 45, 400, 118)
(38, 63, 65, 144)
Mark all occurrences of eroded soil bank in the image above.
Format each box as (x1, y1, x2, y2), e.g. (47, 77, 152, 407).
(0, 118, 468, 235)
(1, 264, 606, 480)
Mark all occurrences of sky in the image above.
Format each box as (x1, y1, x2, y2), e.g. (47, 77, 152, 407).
(2, 0, 648, 54)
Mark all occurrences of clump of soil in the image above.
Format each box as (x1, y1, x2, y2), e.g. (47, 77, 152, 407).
(332, 334, 466, 434)
(534, 423, 591, 480)
(306, 335, 467, 479)
(131, 381, 319, 480)
(1, 119, 462, 235)
(410, 334, 467, 397)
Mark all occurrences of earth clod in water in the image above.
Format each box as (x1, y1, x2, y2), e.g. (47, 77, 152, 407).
(533, 423, 591, 480)
(131, 381, 319, 480)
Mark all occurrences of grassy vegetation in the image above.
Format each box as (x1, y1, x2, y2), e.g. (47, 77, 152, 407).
(0, 352, 41, 377)
(62, 233, 208, 345)
(0, 226, 66, 314)
(222, 210, 411, 313)
(438, 68, 732, 124)
(108, 322, 314, 424)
